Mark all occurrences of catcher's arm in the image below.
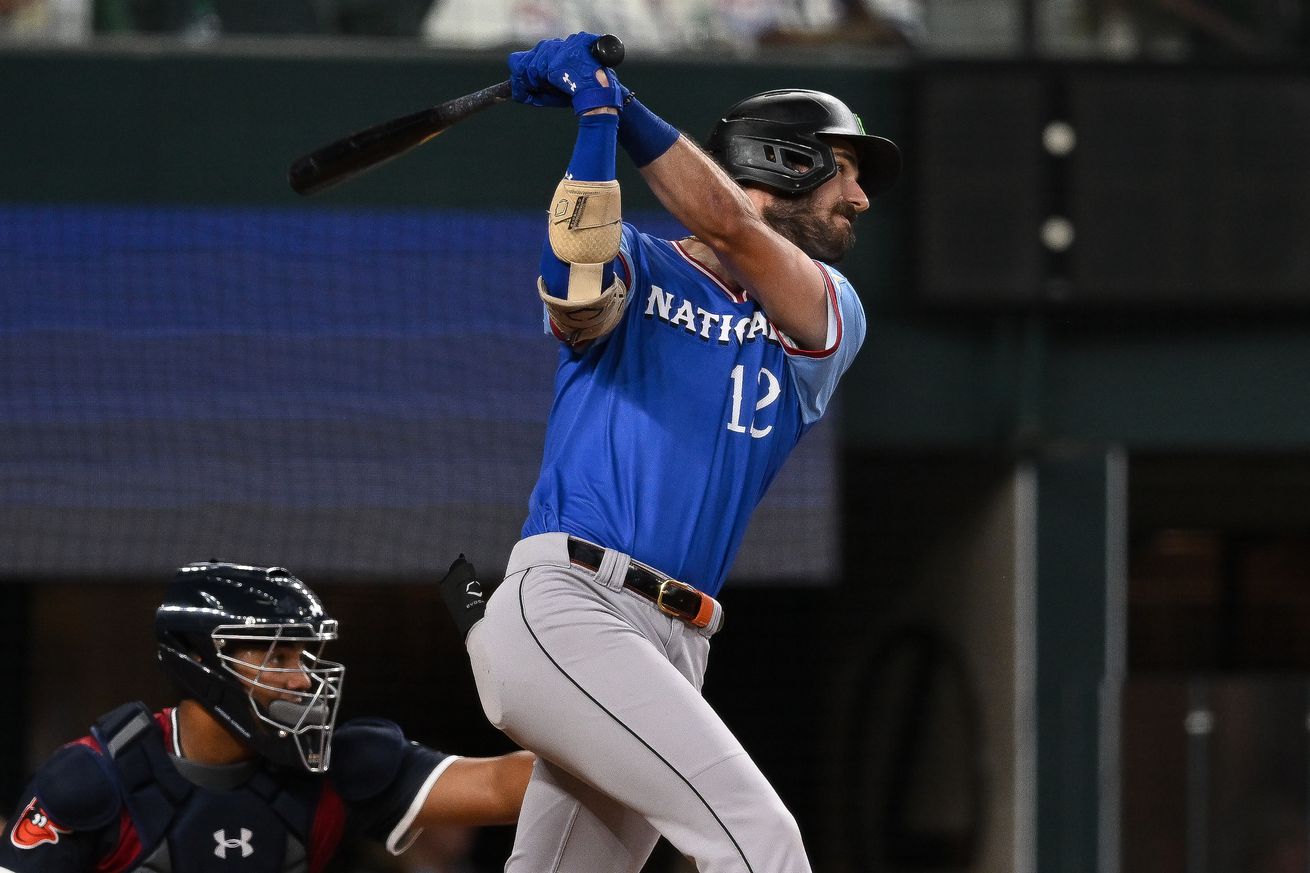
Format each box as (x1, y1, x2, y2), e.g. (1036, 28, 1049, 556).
(411, 751, 536, 827)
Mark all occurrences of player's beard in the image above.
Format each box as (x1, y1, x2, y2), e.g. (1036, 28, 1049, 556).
(762, 194, 858, 263)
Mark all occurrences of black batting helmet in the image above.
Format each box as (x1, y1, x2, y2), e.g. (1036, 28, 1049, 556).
(155, 562, 344, 772)
(706, 89, 901, 197)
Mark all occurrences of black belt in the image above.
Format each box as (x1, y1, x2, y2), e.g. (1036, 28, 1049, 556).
(566, 537, 717, 629)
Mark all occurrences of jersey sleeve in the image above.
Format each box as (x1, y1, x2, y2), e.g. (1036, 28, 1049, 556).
(777, 262, 867, 424)
(616, 223, 639, 300)
(328, 718, 458, 856)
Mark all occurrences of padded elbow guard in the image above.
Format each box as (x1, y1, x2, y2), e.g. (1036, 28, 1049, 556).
(548, 178, 621, 301)
(539, 274, 629, 343)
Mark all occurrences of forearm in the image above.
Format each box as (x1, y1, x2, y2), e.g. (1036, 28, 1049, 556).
(637, 135, 768, 254)
(492, 750, 536, 821)
(617, 93, 754, 243)
(465, 750, 535, 825)
(539, 110, 620, 297)
(639, 137, 827, 345)
(416, 751, 536, 827)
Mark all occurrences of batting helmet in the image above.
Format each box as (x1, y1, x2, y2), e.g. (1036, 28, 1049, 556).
(706, 89, 901, 196)
(155, 562, 344, 773)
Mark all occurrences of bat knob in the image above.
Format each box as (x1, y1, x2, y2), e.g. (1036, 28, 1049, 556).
(288, 156, 319, 195)
(591, 34, 625, 68)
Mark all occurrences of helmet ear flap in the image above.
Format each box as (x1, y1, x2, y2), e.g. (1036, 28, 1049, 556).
(156, 637, 225, 714)
(179, 628, 217, 663)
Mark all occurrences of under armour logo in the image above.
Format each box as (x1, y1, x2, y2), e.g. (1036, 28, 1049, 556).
(213, 829, 254, 859)
(561, 72, 577, 92)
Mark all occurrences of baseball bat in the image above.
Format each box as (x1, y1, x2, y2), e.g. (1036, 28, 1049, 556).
(288, 34, 625, 196)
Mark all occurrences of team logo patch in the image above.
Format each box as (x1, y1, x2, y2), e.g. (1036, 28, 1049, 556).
(10, 797, 69, 849)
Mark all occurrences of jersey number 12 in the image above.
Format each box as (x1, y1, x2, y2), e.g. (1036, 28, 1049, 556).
(727, 364, 781, 438)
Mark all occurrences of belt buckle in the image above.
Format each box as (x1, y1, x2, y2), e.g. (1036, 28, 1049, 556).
(656, 577, 697, 620)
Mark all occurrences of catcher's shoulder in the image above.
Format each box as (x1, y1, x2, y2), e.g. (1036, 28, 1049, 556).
(31, 738, 123, 830)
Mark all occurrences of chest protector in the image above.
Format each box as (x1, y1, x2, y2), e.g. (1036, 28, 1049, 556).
(91, 703, 325, 873)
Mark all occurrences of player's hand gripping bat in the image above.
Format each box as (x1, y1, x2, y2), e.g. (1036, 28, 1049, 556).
(288, 34, 625, 196)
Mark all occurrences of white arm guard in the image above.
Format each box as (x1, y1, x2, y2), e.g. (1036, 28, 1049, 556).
(538, 274, 629, 343)
(548, 178, 621, 302)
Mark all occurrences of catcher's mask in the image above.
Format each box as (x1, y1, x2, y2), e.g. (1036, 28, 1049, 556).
(706, 89, 901, 197)
(155, 561, 344, 773)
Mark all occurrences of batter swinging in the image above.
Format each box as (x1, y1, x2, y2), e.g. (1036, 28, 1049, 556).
(466, 31, 901, 873)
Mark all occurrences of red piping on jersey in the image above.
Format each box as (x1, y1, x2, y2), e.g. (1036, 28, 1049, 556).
(96, 809, 141, 873)
(775, 262, 842, 359)
(617, 250, 632, 289)
(308, 782, 346, 873)
(71, 736, 101, 753)
(671, 240, 746, 303)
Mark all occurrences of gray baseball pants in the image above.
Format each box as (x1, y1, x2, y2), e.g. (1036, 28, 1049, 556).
(466, 532, 813, 872)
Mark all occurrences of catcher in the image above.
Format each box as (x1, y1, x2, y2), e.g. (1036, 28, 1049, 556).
(0, 559, 525, 873)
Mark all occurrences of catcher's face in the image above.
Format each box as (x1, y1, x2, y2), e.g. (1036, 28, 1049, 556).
(760, 141, 869, 263)
(227, 641, 313, 709)
(203, 624, 343, 771)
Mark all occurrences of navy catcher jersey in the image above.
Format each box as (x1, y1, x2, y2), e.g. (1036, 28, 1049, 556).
(523, 223, 866, 596)
(0, 705, 456, 873)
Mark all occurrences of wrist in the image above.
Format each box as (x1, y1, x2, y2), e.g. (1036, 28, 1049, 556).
(572, 80, 625, 115)
(618, 94, 680, 168)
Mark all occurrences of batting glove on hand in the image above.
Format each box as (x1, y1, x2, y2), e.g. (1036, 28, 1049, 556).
(438, 554, 491, 641)
(509, 32, 626, 115)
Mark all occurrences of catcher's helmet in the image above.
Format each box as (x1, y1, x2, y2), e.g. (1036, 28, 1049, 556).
(706, 89, 901, 196)
(155, 562, 344, 773)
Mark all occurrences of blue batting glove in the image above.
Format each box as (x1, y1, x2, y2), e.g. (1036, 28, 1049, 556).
(509, 38, 573, 108)
(510, 33, 625, 115)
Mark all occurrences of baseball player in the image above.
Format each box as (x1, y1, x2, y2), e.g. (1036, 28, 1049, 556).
(0, 559, 527, 873)
(461, 31, 901, 873)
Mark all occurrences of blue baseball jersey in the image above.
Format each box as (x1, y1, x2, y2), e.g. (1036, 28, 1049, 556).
(523, 223, 866, 596)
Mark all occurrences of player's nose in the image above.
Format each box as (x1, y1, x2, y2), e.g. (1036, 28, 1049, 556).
(284, 668, 312, 692)
(848, 177, 870, 213)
